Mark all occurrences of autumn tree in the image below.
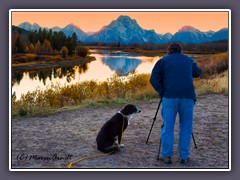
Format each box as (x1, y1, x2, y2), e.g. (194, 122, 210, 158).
(29, 43, 35, 53)
(41, 39, 52, 54)
(35, 40, 41, 54)
(25, 46, 29, 53)
(60, 46, 68, 58)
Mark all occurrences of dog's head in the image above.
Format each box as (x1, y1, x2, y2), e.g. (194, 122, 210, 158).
(121, 104, 141, 115)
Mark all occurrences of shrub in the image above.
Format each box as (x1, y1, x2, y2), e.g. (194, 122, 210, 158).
(60, 46, 68, 58)
(197, 52, 228, 78)
(18, 106, 28, 116)
(76, 46, 90, 57)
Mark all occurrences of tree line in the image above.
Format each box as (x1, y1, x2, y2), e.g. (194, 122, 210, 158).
(85, 40, 228, 54)
(12, 26, 90, 58)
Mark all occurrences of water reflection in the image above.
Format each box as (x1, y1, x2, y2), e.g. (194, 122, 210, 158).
(12, 71, 24, 85)
(101, 56, 142, 76)
(12, 63, 89, 87)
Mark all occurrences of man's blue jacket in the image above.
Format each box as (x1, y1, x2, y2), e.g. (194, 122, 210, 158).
(150, 52, 201, 101)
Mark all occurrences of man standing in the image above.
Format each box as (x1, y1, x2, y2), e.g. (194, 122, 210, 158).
(150, 42, 201, 164)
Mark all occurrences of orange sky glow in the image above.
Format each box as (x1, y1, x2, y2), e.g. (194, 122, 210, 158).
(11, 11, 229, 34)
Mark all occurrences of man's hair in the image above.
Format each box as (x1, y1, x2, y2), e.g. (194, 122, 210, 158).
(167, 42, 182, 54)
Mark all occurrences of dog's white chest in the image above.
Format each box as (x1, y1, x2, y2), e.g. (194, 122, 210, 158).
(126, 115, 132, 125)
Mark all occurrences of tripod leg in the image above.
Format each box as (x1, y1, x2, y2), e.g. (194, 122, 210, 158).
(192, 132, 197, 149)
(157, 124, 164, 160)
(146, 118, 156, 144)
(157, 137, 162, 160)
(146, 98, 162, 144)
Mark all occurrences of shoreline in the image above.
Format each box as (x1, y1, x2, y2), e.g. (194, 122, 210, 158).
(88, 46, 219, 56)
(12, 55, 96, 71)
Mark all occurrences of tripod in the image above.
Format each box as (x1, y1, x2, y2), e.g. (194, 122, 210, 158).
(146, 98, 198, 160)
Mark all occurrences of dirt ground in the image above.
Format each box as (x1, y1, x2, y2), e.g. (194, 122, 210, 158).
(11, 94, 229, 170)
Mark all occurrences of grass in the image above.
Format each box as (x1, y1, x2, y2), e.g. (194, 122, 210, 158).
(12, 52, 229, 118)
(195, 70, 228, 96)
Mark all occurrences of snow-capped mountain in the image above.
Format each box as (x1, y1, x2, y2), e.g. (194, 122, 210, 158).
(18, 22, 43, 32)
(61, 24, 87, 41)
(211, 28, 229, 42)
(18, 22, 87, 41)
(162, 33, 173, 42)
(51, 26, 62, 32)
(205, 30, 215, 38)
(18, 22, 61, 32)
(86, 15, 165, 44)
(17, 16, 228, 44)
(169, 26, 229, 43)
(170, 26, 210, 44)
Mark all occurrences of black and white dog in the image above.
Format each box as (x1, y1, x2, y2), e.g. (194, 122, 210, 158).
(96, 104, 141, 153)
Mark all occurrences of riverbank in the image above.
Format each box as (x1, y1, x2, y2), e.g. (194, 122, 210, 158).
(11, 94, 229, 169)
(12, 54, 96, 71)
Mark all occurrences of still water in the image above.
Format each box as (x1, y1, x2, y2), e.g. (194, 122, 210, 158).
(12, 49, 161, 99)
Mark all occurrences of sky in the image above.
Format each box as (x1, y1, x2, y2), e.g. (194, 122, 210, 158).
(11, 11, 229, 34)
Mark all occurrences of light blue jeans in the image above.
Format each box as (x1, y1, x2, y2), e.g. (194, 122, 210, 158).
(161, 97, 194, 160)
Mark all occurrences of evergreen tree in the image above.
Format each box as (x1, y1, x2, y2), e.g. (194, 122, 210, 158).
(65, 37, 75, 55)
(28, 31, 35, 44)
(42, 28, 47, 42)
(52, 31, 59, 50)
(15, 30, 25, 53)
(71, 32, 78, 46)
(47, 29, 53, 45)
(58, 31, 66, 51)
(37, 28, 44, 44)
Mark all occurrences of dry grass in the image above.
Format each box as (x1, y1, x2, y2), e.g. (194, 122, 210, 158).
(195, 70, 228, 95)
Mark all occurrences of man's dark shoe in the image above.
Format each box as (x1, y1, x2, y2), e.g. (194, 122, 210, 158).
(160, 156, 172, 164)
(180, 158, 189, 164)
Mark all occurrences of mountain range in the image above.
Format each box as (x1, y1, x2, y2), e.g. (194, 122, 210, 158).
(17, 15, 228, 44)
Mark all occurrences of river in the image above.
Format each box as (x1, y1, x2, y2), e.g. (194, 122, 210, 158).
(12, 49, 161, 100)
